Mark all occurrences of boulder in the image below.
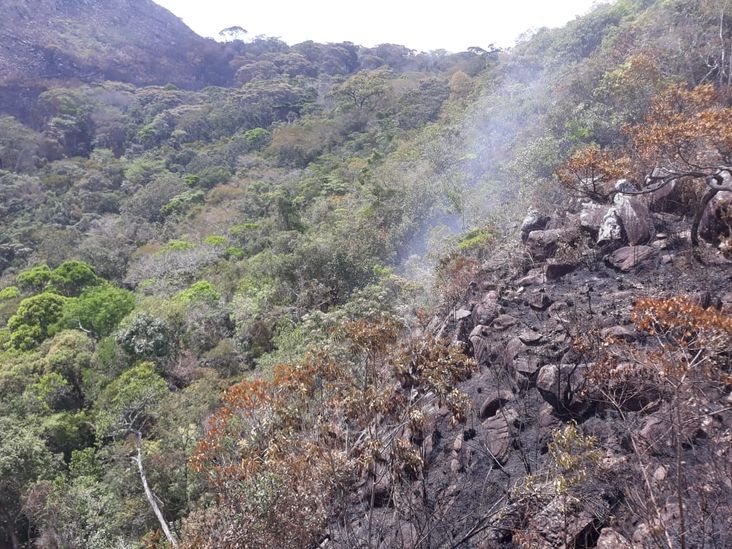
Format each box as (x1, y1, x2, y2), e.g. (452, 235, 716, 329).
(699, 192, 732, 244)
(545, 261, 577, 280)
(468, 325, 492, 366)
(520, 208, 551, 242)
(596, 527, 634, 548)
(579, 202, 611, 235)
(472, 291, 500, 325)
(536, 363, 589, 414)
(529, 496, 605, 549)
(597, 207, 623, 244)
(525, 229, 569, 260)
(479, 389, 515, 419)
(528, 291, 553, 311)
(482, 407, 518, 464)
(492, 314, 518, 331)
(605, 245, 657, 271)
(614, 192, 654, 245)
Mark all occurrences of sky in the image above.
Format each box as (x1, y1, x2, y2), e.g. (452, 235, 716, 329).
(153, 0, 610, 53)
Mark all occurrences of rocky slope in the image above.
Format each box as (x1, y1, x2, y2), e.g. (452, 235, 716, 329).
(327, 188, 732, 548)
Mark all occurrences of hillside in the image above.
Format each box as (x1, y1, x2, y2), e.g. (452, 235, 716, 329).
(0, 0, 730, 547)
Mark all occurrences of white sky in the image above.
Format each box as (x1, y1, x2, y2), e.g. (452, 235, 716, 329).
(153, 0, 610, 52)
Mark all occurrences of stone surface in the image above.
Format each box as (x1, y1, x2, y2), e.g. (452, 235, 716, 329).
(598, 207, 623, 244)
(520, 208, 551, 242)
(614, 193, 654, 245)
(536, 363, 588, 414)
(545, 261, 577, 280)
(479, 389, 515, 419)
(472, 291, 500, 326)
(492, 314, 518, 331)
(526, 229, 570, 260)
(482, 408, 518, 464)
(606, 245, 657, 271)
(468, 324, 492, 366)
(579, 202, 611, 234)
(596, 527, 634, 548)
(528, 291, 553, 311)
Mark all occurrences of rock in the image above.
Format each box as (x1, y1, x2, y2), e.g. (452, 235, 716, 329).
(454, 308, 472, 320)
(525, 229, 570, 260)
(598, 207, 623, 244)
(472, 291, 500, 325)
(699, 191, 732, 244)
(492, 314, 518, 331)
(452, 434, 463, 452)
(450, 458, 463, 473)
(516, 268, 544, 286)
(528, 291, 553, 311)
(518, 329, 543, 345)
(513, 356, 541, 379)
(653, 465, 667, 483)
(605, 245, 657, 271)
(614, 191, 654, 244)
(600, 325, 637, 342)
(638, 415, 669, 455)
(468, 325, 492, 365)
(579, 202, 611, 234)
(482, 408, 518, 464)
(479, 389, 515, 419)
(536, 364, 589, 414)
(633, 520, 665, 546)
(529, 496, 604, 549)
(503, 337, 526, 365)
(596, 527, 634, 548)
(520, 208, 551, 242)
(545, 261, 577, 280)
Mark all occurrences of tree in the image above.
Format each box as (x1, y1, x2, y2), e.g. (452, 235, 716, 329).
(332, 68, 392, 111)
(557, 84, 732, 246)
(48, 260, 101, 297)
(6, 293, 67, 350)
(96, 362, 177, 547)
(0, 418, 61, 549)
(116, 313, 173, 360)
(58, 284, 135, 338)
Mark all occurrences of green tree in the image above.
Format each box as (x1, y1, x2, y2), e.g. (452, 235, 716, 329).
(59, 284, 135, 338)
(48, 260, 101, 297)
(7, 292, 67, 350)
(0, 418, 61, 549)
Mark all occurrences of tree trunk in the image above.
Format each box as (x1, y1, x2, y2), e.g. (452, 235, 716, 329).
(133, 435, 178, 548)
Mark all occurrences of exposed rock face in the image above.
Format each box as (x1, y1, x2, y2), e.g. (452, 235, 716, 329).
(614, 193, 654, 245)
(699, 192, 732, 244)
(0, 0, 232, 104)
(596, 527, 634, 548)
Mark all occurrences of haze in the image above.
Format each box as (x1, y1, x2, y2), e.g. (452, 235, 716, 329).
(153, 0, 609, 52)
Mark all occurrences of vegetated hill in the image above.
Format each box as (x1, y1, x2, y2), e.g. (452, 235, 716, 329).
(0, 0, 231, 118)
(0, 0, 730, 547)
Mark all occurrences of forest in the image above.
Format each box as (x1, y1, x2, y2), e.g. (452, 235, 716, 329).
(0, 0, 731, 547)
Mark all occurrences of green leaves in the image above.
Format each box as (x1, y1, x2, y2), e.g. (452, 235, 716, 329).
(95, 362, 169, 438)
(7, 292, 66, 350)
(58, 284, 135, 338)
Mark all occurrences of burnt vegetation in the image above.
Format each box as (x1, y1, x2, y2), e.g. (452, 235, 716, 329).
(0, 0, 731, 548)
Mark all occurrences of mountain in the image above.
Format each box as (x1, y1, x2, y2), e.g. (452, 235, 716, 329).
(0, 0, 231, 119)
(0, 0, 730, 547)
